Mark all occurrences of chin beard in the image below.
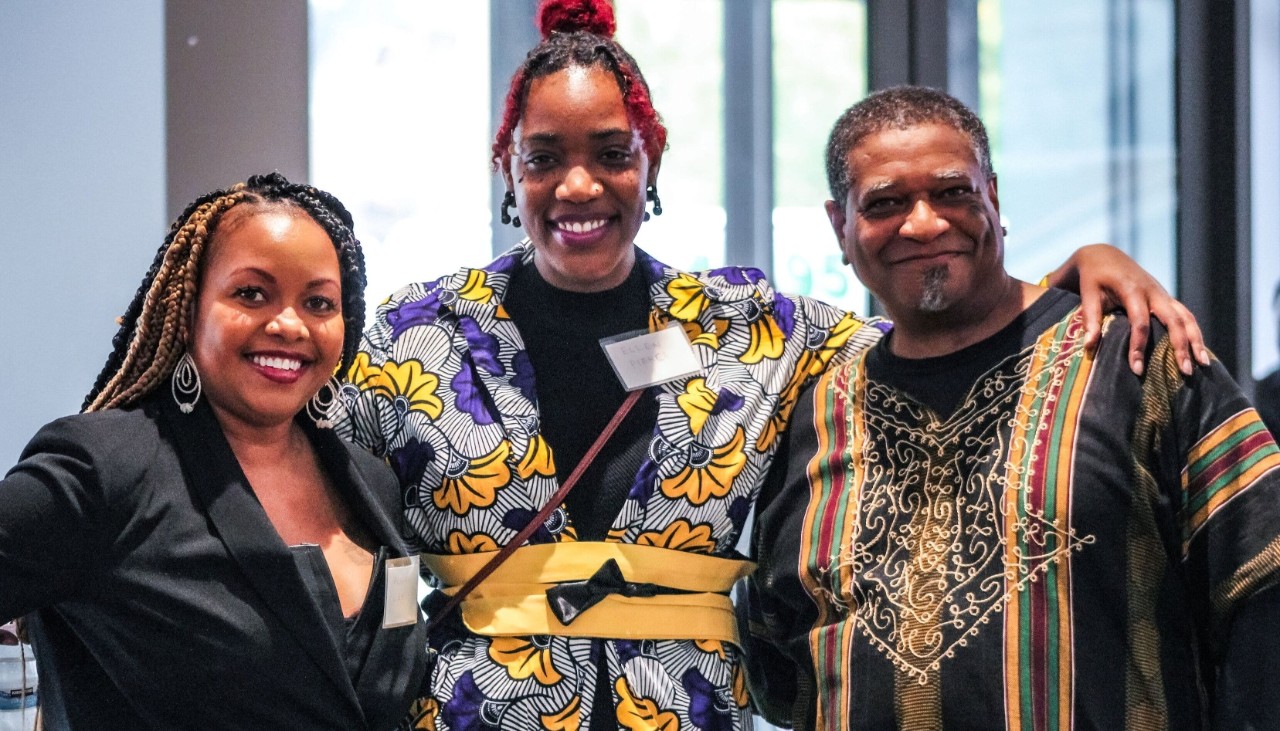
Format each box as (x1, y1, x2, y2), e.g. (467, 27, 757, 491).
(918, 266, 950, 312)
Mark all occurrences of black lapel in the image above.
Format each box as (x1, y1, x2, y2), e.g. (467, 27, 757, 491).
(158, 399, 363, 716)
(306, 421, 430, 727)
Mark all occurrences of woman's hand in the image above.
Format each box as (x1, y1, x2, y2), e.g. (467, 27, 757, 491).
(1048, 244, 1209, 376)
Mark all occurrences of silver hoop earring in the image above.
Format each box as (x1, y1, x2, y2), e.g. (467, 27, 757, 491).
(307, 376, 343, 429)
(171, 352, 202, 413)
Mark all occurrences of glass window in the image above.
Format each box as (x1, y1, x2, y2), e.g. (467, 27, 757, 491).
(978, 0, 1176, 289)
(771, 0, 869, 313)
(1252, 0, 1280, 387)
(309, 0, 492, 310)
(614, 0, 726, 271)
(1251, 0, 1280, 443)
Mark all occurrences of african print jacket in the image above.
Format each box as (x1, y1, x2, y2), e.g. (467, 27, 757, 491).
(340, 242, 885, 731)
(742, 303, 1280, 730)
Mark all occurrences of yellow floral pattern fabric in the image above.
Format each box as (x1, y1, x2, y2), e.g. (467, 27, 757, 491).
(341, 242, 885, 730)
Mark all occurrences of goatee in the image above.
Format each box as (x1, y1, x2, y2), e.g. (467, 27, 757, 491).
(919, 266, 949, 312)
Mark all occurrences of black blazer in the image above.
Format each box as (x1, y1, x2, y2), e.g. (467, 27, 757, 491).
(0, 395, 428, 730)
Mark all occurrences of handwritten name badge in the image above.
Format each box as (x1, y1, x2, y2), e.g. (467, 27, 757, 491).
(382, 554, 420, 629)
(600, 323, 702, 390)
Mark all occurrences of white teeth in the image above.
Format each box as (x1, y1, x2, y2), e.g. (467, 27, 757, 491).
(252, 355, 302, 371)
(561, 219, 606, 234)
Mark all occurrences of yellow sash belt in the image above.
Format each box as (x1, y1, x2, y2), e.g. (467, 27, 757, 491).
(421, 542, 755, 643)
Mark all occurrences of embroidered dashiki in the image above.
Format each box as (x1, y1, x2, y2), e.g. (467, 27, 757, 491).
(741, 292, 1280, 730)
(339, 242, 885, 731)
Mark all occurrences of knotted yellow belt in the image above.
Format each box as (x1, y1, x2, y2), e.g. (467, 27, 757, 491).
(421, 542, 755, 643)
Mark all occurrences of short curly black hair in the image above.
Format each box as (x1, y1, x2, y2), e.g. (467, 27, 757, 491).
(825, 85, 993, 206)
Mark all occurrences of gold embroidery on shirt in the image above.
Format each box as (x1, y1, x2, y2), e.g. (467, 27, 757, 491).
(830, 334, 1095, 682)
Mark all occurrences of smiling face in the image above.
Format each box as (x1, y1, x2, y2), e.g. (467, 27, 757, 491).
(505, 65, 658, 292)
(189, 204, 344, 432)
(826, 122, 1008, 328)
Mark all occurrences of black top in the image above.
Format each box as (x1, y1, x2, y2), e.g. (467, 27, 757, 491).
(502, 261, 657, 541)
(865, 289, 1078, 420)
(290, 544, 384, 682)
(0, 395, 428, 731)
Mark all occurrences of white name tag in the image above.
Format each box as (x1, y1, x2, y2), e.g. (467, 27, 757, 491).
(382, 555, 420, 629)
(601, 323, 702, 390)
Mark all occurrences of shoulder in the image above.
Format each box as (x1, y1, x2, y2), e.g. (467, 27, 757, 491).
(654, 262, 855, 326)
(21, 405, 161, 464)
(10, 405, 164, 503)
(1095, 309, 1173, 365)
(365, 247, 530, 334)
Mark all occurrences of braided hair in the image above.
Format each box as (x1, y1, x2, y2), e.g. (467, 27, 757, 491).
(83, 172, 367, 412)
(491, 0, 667, 169)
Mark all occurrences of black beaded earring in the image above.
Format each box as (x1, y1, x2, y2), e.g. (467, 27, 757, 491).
(500, 190, 521, 228)
(644, 184, 663, 222)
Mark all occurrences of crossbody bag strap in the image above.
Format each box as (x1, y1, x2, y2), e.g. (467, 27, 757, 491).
(424, 388, 645, 635)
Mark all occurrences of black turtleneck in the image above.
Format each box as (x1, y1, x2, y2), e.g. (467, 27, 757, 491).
(501, 260, 657, 541)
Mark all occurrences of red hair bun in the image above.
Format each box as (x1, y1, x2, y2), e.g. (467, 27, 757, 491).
(537, 0, 616, 40)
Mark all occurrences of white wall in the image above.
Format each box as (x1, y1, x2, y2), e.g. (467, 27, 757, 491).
(0, 2, 165, 463)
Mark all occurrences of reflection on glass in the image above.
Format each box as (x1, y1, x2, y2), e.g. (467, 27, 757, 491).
(614, 0, 725, 271)
(978, 0, 1175, 290)
(771, 0, 869, 313)
(309, 0, 491, 311)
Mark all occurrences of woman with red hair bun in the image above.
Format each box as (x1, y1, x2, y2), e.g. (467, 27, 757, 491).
(341, 1, 1204, 729)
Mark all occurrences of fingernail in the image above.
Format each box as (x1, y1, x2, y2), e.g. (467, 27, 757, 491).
(1198, 349, 1210, 364)
(1182, 358, 1193, 375)
(1132, 358, 1144, 376)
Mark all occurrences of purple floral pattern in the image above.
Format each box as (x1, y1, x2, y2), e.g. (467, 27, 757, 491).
(341, 241, 886, 731)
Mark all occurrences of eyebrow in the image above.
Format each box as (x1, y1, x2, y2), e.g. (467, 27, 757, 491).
(229, 267, 339, 289)
(860, 169, 975, 197)
(519, 128, 634, 145)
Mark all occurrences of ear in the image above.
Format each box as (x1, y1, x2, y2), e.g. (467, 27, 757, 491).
(986, 174, 1000, 214)
(647, 151, 662, 186)
(824, 199, 847, 245)
(501, 154, 515, 194)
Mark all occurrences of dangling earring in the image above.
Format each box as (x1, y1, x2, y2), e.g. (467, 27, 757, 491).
(306, 376, 343, 429)
(171, 352, 202, 413)
(644, 184, 663, 222)
(500, 190, 521, 228)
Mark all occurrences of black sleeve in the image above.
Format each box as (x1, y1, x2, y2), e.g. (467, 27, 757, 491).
(737, 377, 825, 729)
(0, 417, 119, 618)
(1214, 580, 1280, 728)
(1143, 332, 1280, 726)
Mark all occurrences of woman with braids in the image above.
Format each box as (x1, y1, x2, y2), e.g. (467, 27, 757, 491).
(0, 173, 428, 730)
(342, 2, 1205, 729)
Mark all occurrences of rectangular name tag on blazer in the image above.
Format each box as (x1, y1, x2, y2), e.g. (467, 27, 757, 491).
(383, 555, 420, 629)
(601, 323, 702, 390)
